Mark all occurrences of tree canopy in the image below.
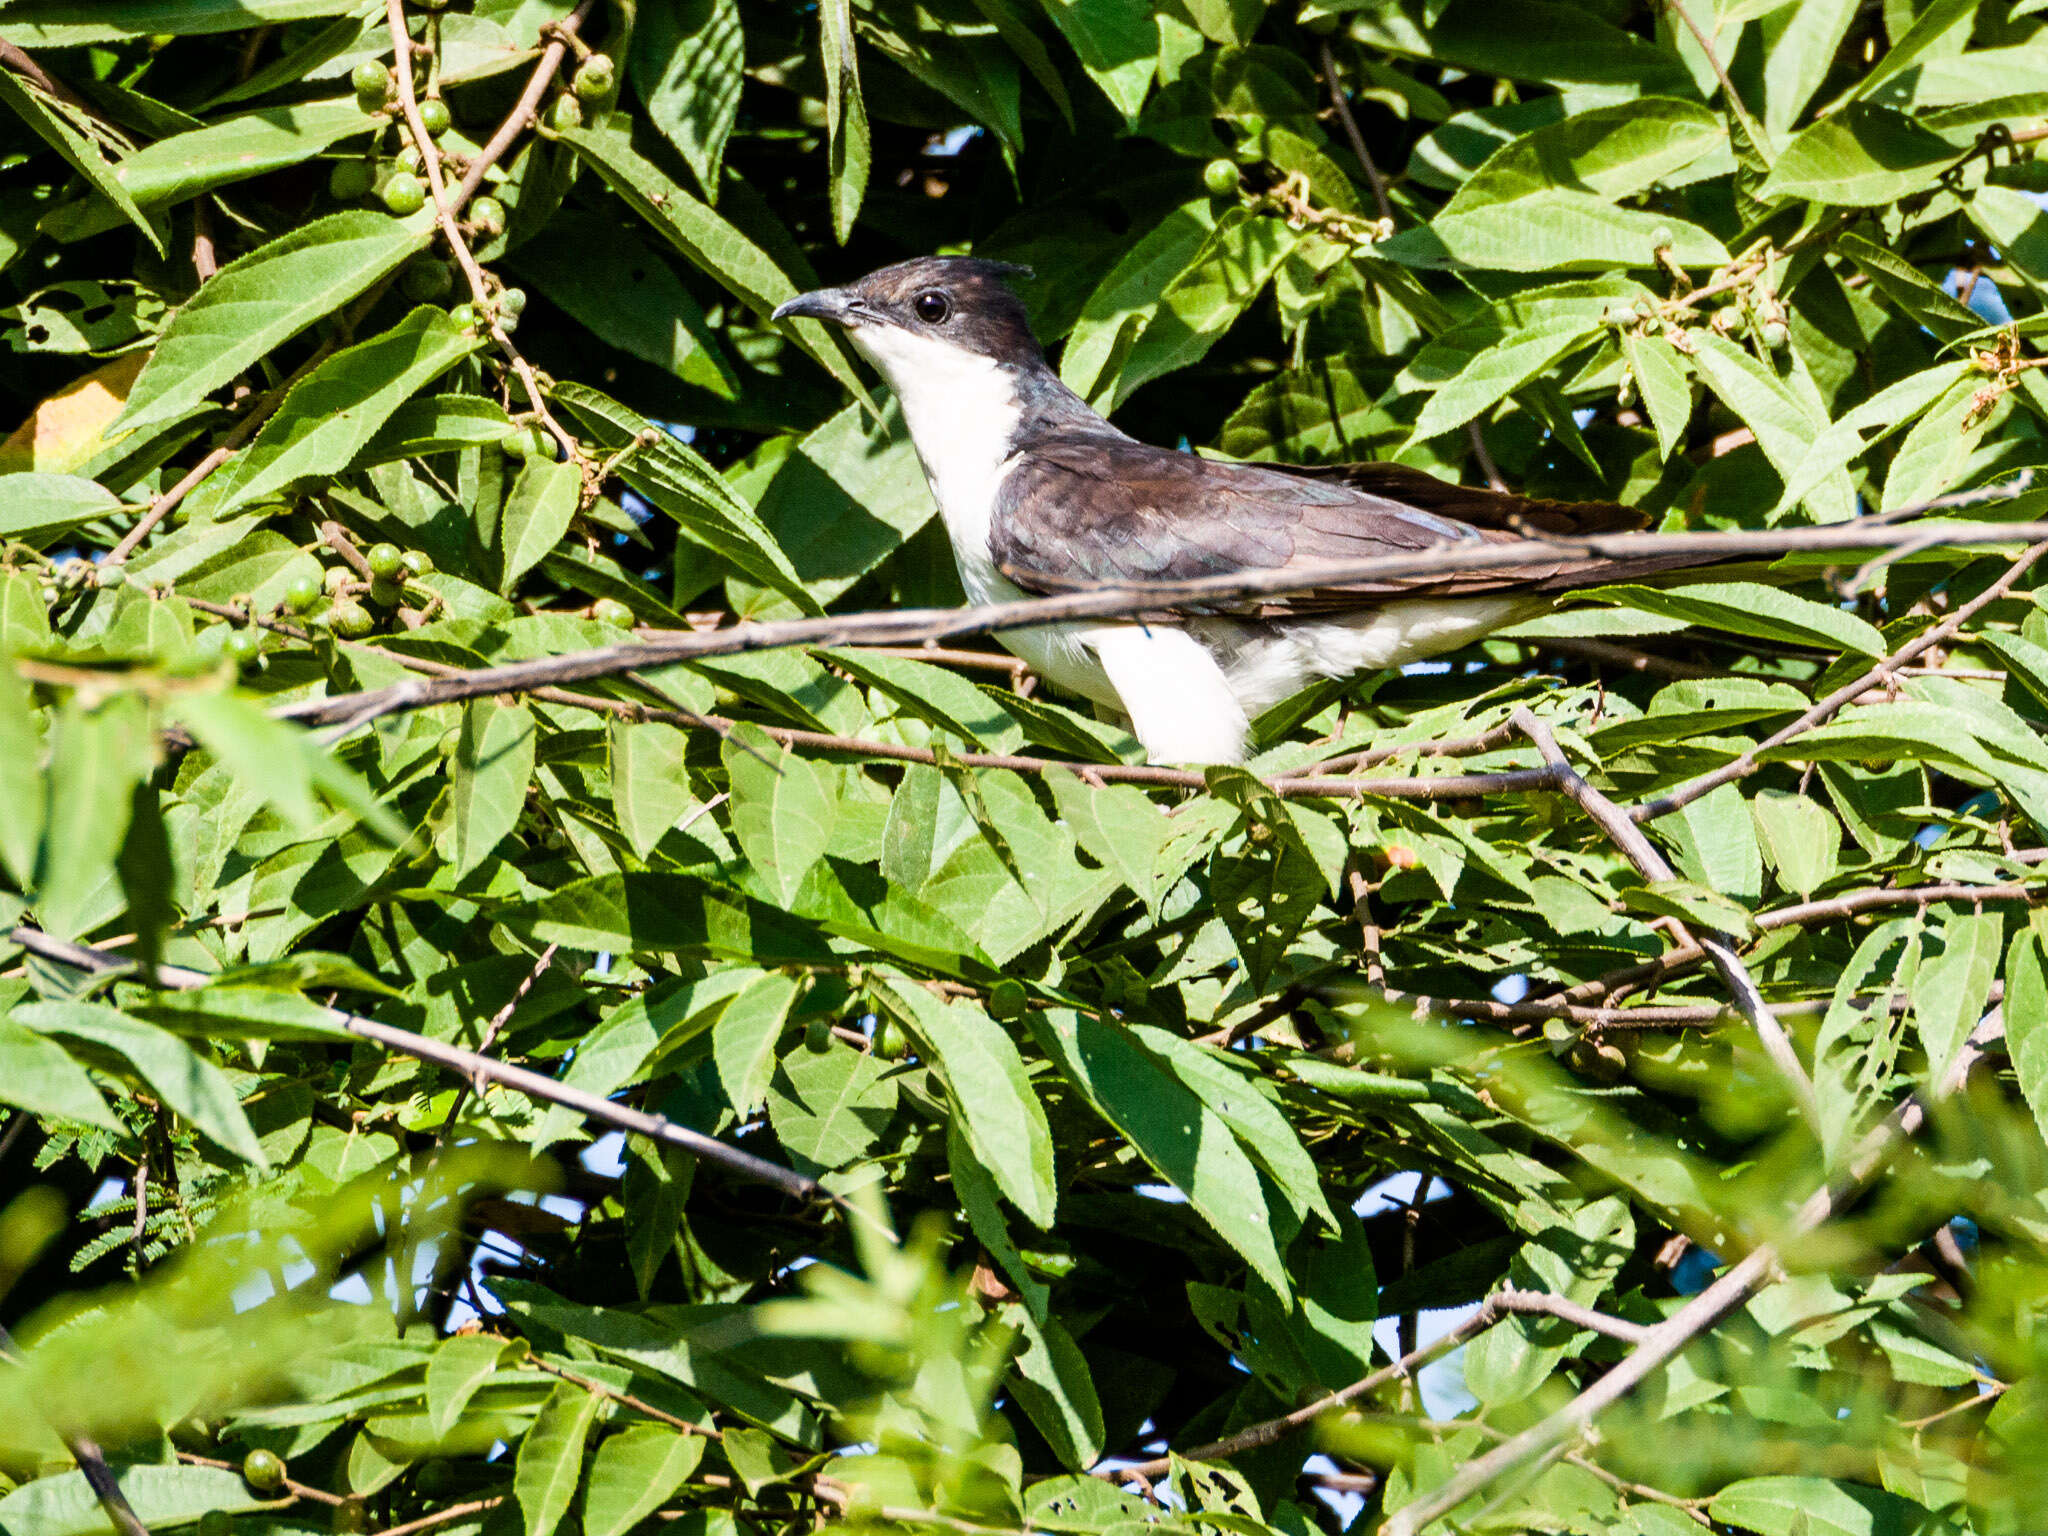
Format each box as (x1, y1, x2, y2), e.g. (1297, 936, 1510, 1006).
(5, 3, 2048, 1535)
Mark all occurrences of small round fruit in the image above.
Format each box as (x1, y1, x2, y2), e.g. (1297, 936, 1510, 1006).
(805, 1015, 834, 1053)
(352, 61, 388, 109)
(546, 93, 583, 132)
(574, 53, 615, 101)
(380, 171, 425, 215)
(368, 575, 404, 608)
(591, 597, 635, 630)
(326, 601, 375, 639)
(1761, 319, 1789, 350)
(496, 307, 521, 335)
(418, 97, 452, 137)
(448, 302, 477, 329)
(394, 143, 424, 175)
(365, 542, 404, 579)
(469, 195, 508, 237)
(323, 565, 351, 595)
(328, 158, 376, 201)
(332, 1500, 369, 1535)
(403, 259, 455, 302)
(96, 562, 126, 590)
(1650, 223, 1675, 249)
(1203, 158, 1238, 197)
(401, 549, 433, 578)
(875, 1020, 909, 1059)
(197, 1510, 232, 1536)
(498, 285, 528, 317)
(988, 979, 1028, 1021)
(285, 575, 321, 613)
(226, 628, 263, 664)
(241, 1449, 287, 1494)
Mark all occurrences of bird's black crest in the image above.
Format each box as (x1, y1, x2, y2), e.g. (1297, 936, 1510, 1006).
(842, 255, 1043, 363)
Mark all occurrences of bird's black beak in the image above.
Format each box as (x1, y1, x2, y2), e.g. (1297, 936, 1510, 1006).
(772, 287, 857, 326)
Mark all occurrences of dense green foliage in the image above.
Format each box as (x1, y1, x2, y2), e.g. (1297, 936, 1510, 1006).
(9, 2, 2048, 1535)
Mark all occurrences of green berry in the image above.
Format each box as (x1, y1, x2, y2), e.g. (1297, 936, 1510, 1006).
(448, 302, 477, 330)
(573, 54, 615, 101)
(875, 1020, 909, 1059)
(500, 424, 532, 460)
(241, 1449, 287, 1494)
(226, 628, 262, 664)
(332, 1500, 369, 1535)
(1203, 158, 1239, 197)
(418, 97, 452, 137)
(368, 575, 404, 608)
(365, 543, 404, 579)
(591, 597, 635, 629)
(96, 562, 126, 590)
(285, 575, 321, 612)
(328, 159, 376, 201)
(380, 171, 425, 216)
(197, 1510, 232, 1536)
(496, 307, 521, 336)
(546, 94, 583, 133)
(1650, 223, 1675, 249)
(469, 195, 508, 237)
(352, 61, 388, 110)
(988, 979, 1028, 1021)
(401, 549, 433, 578)
(1237, 112, 1267, 140)
(805, 1015, 835, 1053)
(499, 286, 528, 317)
(326, 601, 374, 639)
(323, 565, 351, 595)
(1761, 319, 1789, 351)
(403, 259, 455, 303)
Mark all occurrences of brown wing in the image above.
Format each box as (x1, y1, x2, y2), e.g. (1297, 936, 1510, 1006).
(987, 436, 1685, 615)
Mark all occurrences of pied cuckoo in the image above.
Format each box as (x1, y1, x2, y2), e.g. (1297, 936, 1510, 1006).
(776, 256, 1687, 766)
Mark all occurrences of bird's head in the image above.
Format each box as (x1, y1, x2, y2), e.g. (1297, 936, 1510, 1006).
(773, 257, 1043, 394)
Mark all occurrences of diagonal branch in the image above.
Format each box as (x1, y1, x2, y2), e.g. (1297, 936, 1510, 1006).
(1510, 708, 1820, 1127)
(6, 926, 821, 1204)
(1378, 1012, 2004, 1536)
(451, 0, 596, 210)
(271, 518, 2048, 732)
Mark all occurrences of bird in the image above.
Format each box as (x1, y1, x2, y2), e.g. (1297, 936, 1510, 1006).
(773, 256, 1680, 766)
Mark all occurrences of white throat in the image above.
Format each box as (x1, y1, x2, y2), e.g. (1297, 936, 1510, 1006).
(846, 323, 1023, 603)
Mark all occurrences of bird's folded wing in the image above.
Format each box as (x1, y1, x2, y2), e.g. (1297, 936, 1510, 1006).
(987, 436, 1674, 615)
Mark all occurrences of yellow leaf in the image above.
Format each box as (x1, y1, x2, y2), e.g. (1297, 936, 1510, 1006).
(0, 351, 147, 474)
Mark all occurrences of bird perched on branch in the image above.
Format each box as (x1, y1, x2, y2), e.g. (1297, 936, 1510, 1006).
(775, 256, 1688, 765)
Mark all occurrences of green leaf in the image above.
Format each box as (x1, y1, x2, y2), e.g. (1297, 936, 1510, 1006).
(724, 724, 840, 908)
(1751, 789, 1839, 898)
(1912, 911, 2001, 1088)
(116, 211, 429, 438)
(35, 693, 150, 942)
(1059, 200, 1216, 401)
(506, 874, 835, 964)
(1035, 0, 1155, 122)
(0, 660, 45, 890)
(1621, 330, 1693, 460)
(631, 0, 743, 198)
(765, 1044, 900, 1169)
(1379, 192, 1728, 272)
(712, 970, 803, 1118)
(1408, 315, 1604, 443)
(0, 472, 123, 545)
(1832, 234, 1982, 343)
(555, 384, 818, 614)
(426, 1332, 508, 1439)
(1687, 332, 1852, 519)
(1967, 185, 2048, 291)
(0, 71, 161, 254)
(881, 981, 1057, 1228)
(1760, 0, 1859, 136)
(1707, 1476, 1932, 1536)
(358, 393, 516, 464)
(17, 1001, 267, 1167)
(824, 648, 1025, 754)
(2006, 930, 2048, 1147)
(1001, 1305, 1106, 1471)
(582, 1425, 705, 1536)
(0, 1466, 271, 1536)
(1445, 98, 1725, 210)
(1758, 102, 1962, 205)
(190, 305, 479, 519)
(610, 720, 698, 862)
(1880, 375, 1992, 513)
(819, 0, 870, 243)
(1045, 770, 1226, 919)
(0, 2, 368, 43)
(128, 986, 354, 1042)
(449, 700, 537, 879)
(1775, 361, 1969, 514)
(1580, 581, 1886, 657)
(497, 457, 581, 595)
(1030, 1009, 1289, 1293)
(556, 125, 868, 402)
(515, 1382, 602, 1536)
(0, 1018, 118, 1130)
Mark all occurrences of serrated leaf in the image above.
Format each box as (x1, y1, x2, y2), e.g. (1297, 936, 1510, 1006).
(1035, 0, 1155, 122)
(1445, 98, 1725, 210)
(1578, 581, 1886, 657)
(724, 724, 839, 907)
(1758, 102, 1962, 205)
(819, 0, 869, 243)
(712, 970, 803, 1118)
(631, 0, 742, 198)
(0, 1466, 271, 1536)
(0, 472, 123, 544)
(0, 71, 161, 253)
(609, 720, 696, 861)
(450, 700, 537, 879)
(1912, 911, 2001, 1088)
(515, 1382, 602, 1536)
(498, 457, 581, 595)
(1752, 789, 1839, 897)
(1621, 330, 1693, 460)
(35, 693, 149, 942)
(582, 1424, 705, 1536)
(116, 211, 429, 437)
(1707, 1476, 1932, 1536)
(0, 1018, 119, 1130)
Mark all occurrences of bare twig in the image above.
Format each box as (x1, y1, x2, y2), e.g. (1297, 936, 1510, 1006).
(7, 927, 821, 1204)
(1316, 38, 1392, 222)
(1510, 708, 1820, 1129)
(271, 517, 2048, 732)
(1661, 0, 1771, 166)
(434, 942, 559, 1141)
(451, 0, 597, 209)
(1636, 539, 2048, 821)
(370, 1498, 504, 1536)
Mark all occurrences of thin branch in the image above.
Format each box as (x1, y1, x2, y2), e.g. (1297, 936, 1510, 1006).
(1510, 708, 1821, 1128)
(1636, 538, 2048, 822)
(527, 1356, 720, 1437)
(434, 942, 558, 1142)
(1379, 1013, 2004, 1536)
(271, 516, 2048, 732)
(7, 926, 822, 1204)
(1661, 0, 1771, 167)
(176, 1453, 345, 1508)
(1100, 1287, 1645, 1484)
(1316, 38, 1392, 222)
(370, 1498, 504, 1536)
(451, 0, 596, 209)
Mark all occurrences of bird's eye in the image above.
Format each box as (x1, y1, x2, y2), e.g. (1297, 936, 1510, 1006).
(913, 290, 951, 324)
